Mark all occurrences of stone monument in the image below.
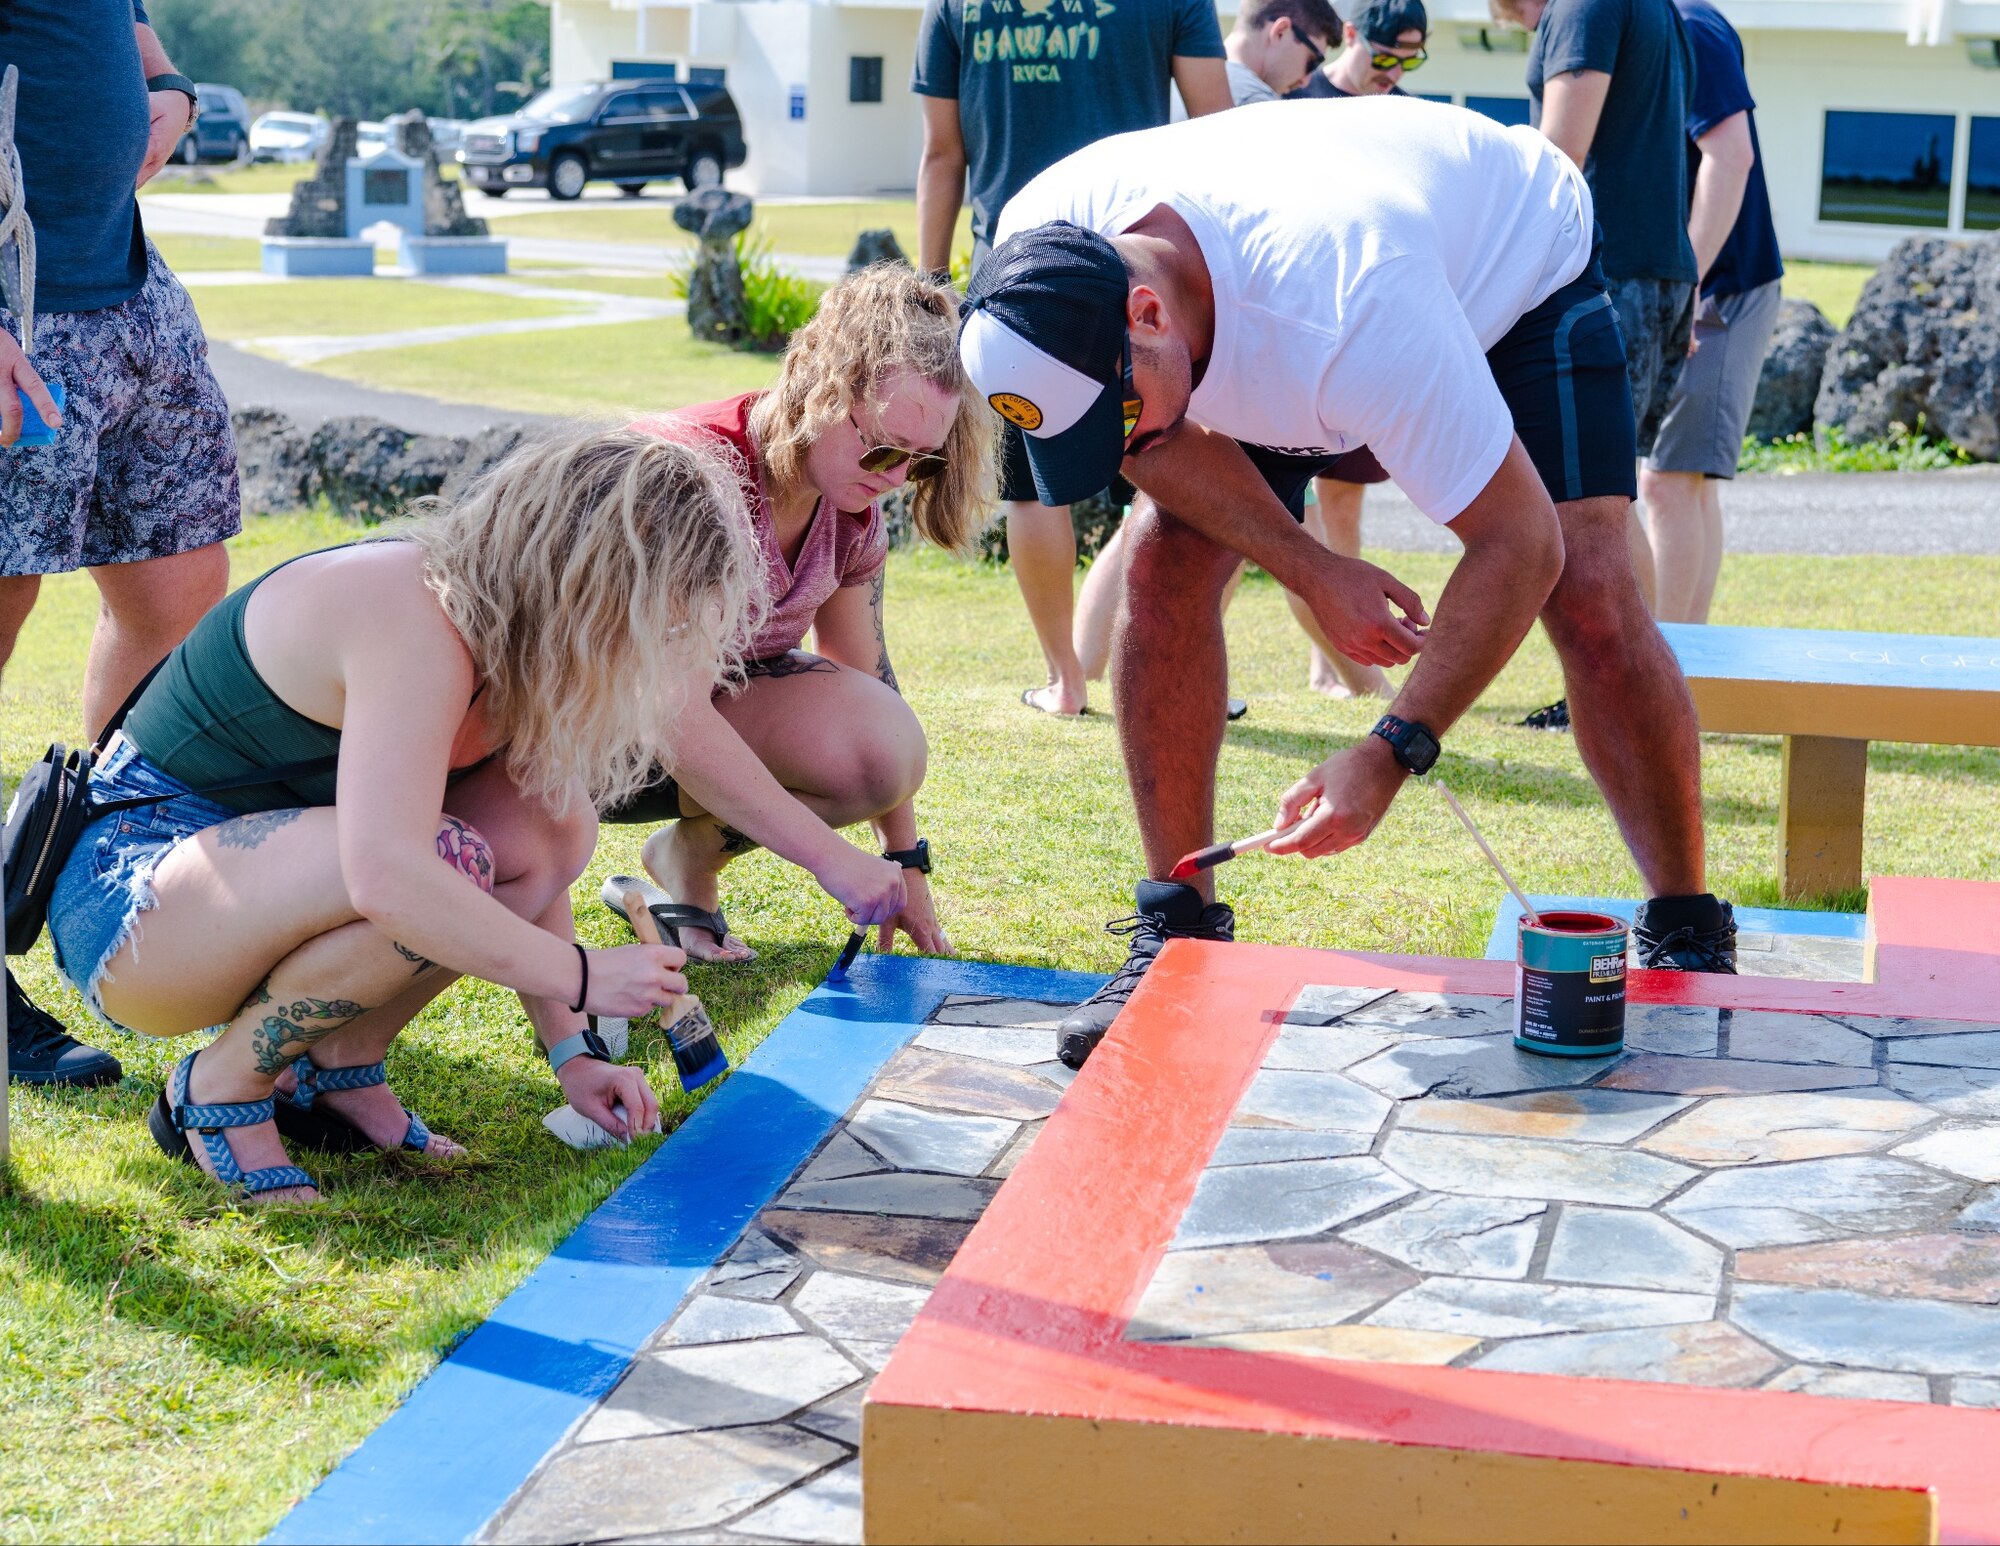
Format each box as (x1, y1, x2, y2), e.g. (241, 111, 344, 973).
(675, 187, 755, 347)
(262, 112, 508, 278)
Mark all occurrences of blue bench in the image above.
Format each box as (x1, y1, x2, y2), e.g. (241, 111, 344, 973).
(1660, 623, 2000, 899)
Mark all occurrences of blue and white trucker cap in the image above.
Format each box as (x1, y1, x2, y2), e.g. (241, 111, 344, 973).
(959, 222, 1133, 506)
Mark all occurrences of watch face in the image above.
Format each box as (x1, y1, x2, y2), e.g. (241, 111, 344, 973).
(1409, 728, 1440, 770)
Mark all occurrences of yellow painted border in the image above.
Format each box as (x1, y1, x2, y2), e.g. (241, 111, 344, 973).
(864, 1404, 1937, 1546)
(1685, 678, 2000, 747)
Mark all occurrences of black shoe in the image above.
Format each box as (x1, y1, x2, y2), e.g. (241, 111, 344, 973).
(6, 968, 123, 1087)
(1520, 698, 1571, 731)
(1633, 895, 1738, 974)
(1058, 880, 1236, 1069)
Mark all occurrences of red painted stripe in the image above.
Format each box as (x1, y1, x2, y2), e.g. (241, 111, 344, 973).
(876, 881, 2000, 1542)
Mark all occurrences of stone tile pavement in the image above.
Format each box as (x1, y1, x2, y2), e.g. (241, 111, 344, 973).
(478, 995, 1080, 1546)
(1129, 988, 2000, 1405)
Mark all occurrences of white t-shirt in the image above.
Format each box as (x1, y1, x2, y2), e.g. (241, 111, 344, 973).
(995, 97, 1596, 522)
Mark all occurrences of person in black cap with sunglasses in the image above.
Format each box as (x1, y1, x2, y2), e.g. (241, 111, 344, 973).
(1293, 0, 1430, 98)
(962, 98, 1738, 1069)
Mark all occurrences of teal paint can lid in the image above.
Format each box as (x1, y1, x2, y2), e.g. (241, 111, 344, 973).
(1515, 910, 1627, 1058)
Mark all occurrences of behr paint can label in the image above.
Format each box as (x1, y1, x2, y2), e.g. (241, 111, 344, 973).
(1515, 909, 1628, 1058)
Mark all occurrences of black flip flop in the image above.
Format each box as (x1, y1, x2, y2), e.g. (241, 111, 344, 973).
(602, 874, 756, 963)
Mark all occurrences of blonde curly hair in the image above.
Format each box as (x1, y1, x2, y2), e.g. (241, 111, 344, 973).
(749, 263, 998, 553)
(398, 429, 766, 814)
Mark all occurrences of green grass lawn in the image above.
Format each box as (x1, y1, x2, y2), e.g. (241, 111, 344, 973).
(500, 269, 678, 298)
(186, 280, 585, 344)
(5, 513, 1999, 1543)
(307, 319, 780, 418)
(148, 234, 266, 273)
(1783, 258, 1875, 329)
(487, 197, 973, 262)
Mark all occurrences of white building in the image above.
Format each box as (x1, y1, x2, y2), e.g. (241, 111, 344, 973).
(551, 0, 2000, 260)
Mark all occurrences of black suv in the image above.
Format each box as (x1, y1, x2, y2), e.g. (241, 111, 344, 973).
(457, 79, 747, 200)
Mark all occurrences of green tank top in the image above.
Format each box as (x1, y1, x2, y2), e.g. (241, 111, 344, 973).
(123, 555, 344, 814)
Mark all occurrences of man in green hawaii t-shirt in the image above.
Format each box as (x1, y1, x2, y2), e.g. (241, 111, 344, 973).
(913, 0, 1230, 720)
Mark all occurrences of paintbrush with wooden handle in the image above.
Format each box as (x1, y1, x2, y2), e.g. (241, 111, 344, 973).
(623, 887, 730, 1091)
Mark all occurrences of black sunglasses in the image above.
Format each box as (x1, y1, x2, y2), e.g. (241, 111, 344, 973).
(850, 411, 948, 481)
(1295, 29, 1329, 73)
(1120, 334, 1143, 448)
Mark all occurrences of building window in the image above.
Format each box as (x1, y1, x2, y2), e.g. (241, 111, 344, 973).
(1466, 95, 1531, 126)
(1967, 116, 2000, 231)
(1819, 109, 1954, 228)
(850, 56, 884, 104)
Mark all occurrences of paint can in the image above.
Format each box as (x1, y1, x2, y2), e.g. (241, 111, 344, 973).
(1515, 910, 1627, 1057)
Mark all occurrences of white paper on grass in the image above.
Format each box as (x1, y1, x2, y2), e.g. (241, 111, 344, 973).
(542, 1101, 661, 1150)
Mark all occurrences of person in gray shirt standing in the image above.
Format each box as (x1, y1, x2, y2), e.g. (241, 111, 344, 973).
(1, 0, 239, 1087)
(913, 0, 1230, 718)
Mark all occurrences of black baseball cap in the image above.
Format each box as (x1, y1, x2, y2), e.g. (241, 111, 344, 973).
(960, 222, 1133, 507)
(1347, 0, 1427, 42)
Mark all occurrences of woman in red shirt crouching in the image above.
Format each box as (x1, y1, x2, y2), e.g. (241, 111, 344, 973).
(607, 265, 997, 963)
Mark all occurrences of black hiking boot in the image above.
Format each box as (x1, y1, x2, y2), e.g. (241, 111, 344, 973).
(1057, 879, 1236, 1070)
(1519, 698, 1571, 731)
(7, 968, 123, 1087)
(1633, 895, 1738, 974)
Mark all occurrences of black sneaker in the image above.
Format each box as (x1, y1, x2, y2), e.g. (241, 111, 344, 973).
(6, 968, 123, 1087)
(1520, 698, 1571, 731)
(1058, 880, 1236, 1069)
(1633, 895, 1738, 974)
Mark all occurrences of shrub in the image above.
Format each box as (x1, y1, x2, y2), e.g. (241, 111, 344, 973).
(668, 233, 823, 354)
(1738, 418, 1973, 474)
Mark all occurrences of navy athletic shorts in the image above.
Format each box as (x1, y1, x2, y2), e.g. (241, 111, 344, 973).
(1238, 238, 1638, 521)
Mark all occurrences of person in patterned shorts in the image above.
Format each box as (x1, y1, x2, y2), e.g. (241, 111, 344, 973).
(2, 1, 240, 1087)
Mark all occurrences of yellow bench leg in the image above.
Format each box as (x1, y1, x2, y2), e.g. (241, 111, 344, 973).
(1780, 735, 1867, 901)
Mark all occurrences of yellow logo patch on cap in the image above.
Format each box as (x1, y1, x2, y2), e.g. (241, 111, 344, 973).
(989, 392, 1043, 431)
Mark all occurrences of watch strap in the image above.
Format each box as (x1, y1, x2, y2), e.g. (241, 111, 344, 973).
(883, 839, 931, 874)
(1371, 713, 1440, 776)
(146, 73, 199, 123)
(547, 1024, 612, 1074)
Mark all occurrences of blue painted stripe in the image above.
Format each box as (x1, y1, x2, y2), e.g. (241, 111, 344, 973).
(1550, 293, 1610, 503)
(1660, 622, 2000, 694)
(1482, 892, 1866, 962)
(268, 954, 1103, 1546)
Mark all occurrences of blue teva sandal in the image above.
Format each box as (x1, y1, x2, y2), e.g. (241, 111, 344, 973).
(147, 1051, 318, 1198)
(271, 1055, 433, 1155)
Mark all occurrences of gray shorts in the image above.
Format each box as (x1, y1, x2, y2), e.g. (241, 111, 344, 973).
(1647, 279, 1784, 480)
(0, 242, 241, 578)
(1608, 275, 1695, 456)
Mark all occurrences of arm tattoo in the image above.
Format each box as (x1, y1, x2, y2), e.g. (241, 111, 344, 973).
(215, 808, 305, 851)
(436, 815, 494, 889)
(247, 995, 370, 1076)
(869, 571, 900, 695)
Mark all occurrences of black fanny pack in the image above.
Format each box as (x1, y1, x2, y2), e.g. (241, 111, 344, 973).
(4, 663, 336, 956)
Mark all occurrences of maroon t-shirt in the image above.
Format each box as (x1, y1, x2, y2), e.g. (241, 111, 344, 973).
(632, 393, 889, 658)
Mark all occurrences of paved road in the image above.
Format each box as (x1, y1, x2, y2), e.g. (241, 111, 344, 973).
(1361, 467, 2000, 557)
(208, 342, 555, 437)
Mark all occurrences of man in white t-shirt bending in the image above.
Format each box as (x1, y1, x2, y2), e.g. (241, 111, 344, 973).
(960, 98, 1738, 1069)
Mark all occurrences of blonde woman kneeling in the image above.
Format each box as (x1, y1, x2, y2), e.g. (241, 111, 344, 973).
(41, 432, 879, 1204)
(605, 266, 996, 963)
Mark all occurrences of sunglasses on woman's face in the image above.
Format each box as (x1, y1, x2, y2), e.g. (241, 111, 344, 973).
(850, 411, 948, 481)
(1370, 46, 1426, 71)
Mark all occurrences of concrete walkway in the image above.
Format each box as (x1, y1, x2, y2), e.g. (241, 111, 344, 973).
(206, 342, 554, 436)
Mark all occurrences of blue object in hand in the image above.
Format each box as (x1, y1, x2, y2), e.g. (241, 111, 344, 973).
(12, 381, 64, 449)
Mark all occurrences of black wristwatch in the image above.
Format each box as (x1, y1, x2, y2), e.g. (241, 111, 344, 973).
(147, 73, 200, 129)
(884, 839, 932, 875)
(1371, 714, 1441, 776)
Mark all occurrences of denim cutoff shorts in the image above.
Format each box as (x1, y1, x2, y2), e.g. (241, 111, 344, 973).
(47, 735, 238, 1033)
